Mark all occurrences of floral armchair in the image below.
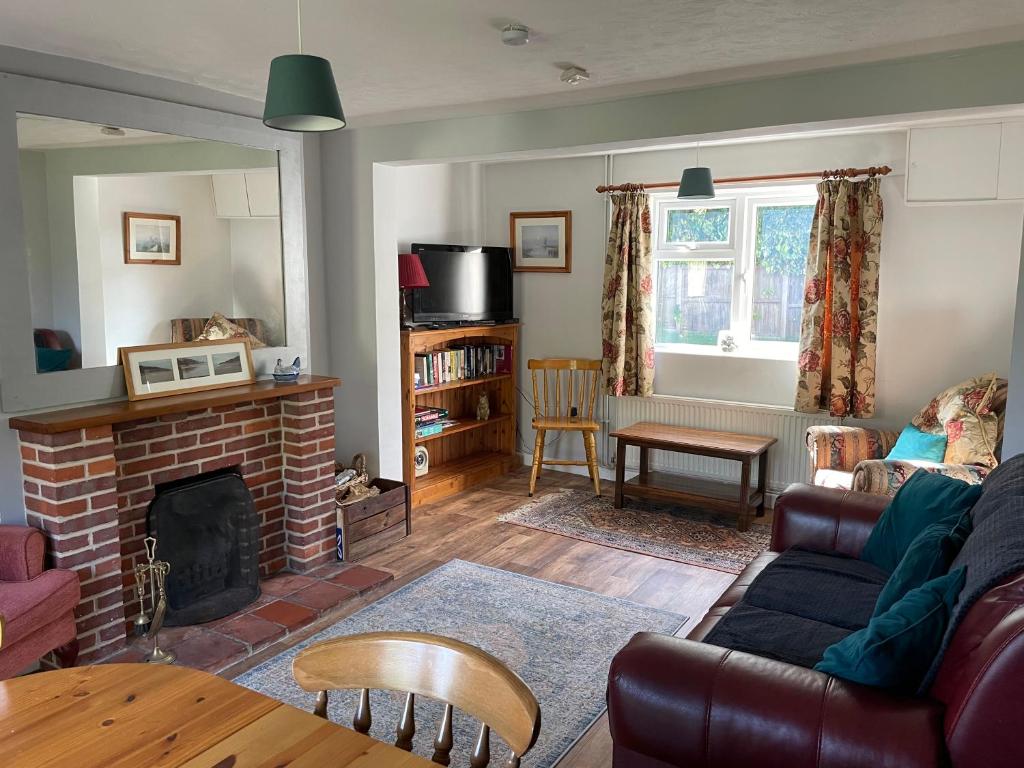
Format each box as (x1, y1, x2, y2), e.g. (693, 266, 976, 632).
(806, 375, 1007, 497)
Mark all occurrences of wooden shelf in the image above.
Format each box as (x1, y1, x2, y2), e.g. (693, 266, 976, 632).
(8, 374, 341, 434)
(415, 414, 513, 444)
(414, 373, 512, 396)
(401, 324, 519, 507)
(412, 450, 520, 506)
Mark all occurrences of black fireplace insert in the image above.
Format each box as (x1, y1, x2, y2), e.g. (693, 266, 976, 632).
(147, 467, 261, 626)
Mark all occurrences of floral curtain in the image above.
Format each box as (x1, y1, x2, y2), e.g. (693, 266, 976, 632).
(795, 177, 883, 418)
(601, 188, 655, 397)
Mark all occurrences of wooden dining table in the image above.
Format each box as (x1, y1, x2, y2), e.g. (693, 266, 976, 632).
(0, 664, 435, 767)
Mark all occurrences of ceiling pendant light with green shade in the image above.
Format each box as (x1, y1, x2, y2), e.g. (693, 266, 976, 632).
(263, 0, 346, 132)
(677, 143, 715, 200)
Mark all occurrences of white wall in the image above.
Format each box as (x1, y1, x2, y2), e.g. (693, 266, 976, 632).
(88, 174, 234, 364)
(478, 130, 1023, 463)
(371, 162, 483, 478)
(482, 155, 607, 464)
(229, 218, 285, 346)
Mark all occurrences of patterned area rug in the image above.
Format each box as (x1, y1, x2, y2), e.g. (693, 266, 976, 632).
(499, 488, 770, 574)
(235, 559, 685, 767)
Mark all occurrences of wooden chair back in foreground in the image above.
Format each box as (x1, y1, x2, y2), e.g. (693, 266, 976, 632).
(526, 358, 602, 497)
(292, 631, 541, 768)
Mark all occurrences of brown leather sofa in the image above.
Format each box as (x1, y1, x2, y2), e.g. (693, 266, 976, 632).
(608, 484, 1024, 768)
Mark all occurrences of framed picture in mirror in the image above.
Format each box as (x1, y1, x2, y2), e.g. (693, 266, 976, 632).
(123, 211, 181, 265)
(120, 339, 254, 401)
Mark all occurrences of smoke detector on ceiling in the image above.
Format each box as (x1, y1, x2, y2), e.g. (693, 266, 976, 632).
(560, 66, 590, 86)
(501, 24, 531, 46)
(100, 126, 126, 137)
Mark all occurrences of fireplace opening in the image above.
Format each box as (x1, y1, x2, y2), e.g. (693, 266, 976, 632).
(147, 467, 261, 626)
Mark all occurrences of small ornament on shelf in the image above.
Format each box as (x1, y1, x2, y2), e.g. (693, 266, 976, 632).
(476, 392, 490, 421)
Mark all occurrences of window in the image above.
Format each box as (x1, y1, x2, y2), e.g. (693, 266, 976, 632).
(653, 186, 817, 357)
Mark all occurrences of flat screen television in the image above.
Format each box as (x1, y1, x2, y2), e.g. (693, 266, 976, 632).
(410, 243, 514, 324)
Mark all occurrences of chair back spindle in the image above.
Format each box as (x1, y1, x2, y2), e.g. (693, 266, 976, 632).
(292, 631, 540, 767)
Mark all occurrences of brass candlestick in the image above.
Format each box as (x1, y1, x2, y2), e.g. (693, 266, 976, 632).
(133, 536, 176, 665)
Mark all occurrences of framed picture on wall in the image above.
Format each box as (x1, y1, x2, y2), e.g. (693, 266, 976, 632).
(120, 338, 254, 401)
(510, 210, 572, 273)
(122, 211, 181, 265)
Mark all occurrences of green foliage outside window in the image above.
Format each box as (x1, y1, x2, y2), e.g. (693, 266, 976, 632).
(754, 204, 815, 275)
(666, 207, 730, 243)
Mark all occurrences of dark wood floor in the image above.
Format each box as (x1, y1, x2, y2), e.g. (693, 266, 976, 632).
(223, 466, 738, 767)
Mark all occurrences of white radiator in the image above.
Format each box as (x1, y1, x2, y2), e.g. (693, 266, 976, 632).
(606, 396, 839, 500)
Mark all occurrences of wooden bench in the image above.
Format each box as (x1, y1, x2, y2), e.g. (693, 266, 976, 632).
(610, 422, 777, 531)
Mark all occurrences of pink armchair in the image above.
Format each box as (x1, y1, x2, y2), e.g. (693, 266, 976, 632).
(0, 525, 80, 678)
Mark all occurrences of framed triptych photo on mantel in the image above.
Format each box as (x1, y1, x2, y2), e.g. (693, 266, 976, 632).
(510, 210, 572, 273)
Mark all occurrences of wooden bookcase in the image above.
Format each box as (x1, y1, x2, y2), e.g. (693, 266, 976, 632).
(400, 323, 520, 507)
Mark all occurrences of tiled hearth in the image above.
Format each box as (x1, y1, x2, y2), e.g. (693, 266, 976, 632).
(9, 376, 342, 665)
(106, 563, 393, 673)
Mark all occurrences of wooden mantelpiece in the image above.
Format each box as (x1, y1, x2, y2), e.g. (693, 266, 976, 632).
(8, 374, 341, 434)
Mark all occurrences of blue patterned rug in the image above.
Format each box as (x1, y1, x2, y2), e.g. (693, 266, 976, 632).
(235, 559, 686, 767)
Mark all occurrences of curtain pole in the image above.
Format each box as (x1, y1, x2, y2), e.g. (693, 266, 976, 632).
(595, 165, 892, 194)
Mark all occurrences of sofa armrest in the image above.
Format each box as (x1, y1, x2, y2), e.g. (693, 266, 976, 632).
(852, 459, 991, 496)
(608, 632, 946, 768)
(771, 483, 889, 557)
(806, 425, 899, 475)
(0, 525, 45, 581)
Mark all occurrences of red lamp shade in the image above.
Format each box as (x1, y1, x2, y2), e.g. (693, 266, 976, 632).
(398, 253, 430, 289)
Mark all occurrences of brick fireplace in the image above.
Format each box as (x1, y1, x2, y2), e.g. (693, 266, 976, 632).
(10, 376, 341, 664)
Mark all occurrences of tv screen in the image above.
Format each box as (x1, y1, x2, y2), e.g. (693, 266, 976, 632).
(411, 244, 514, 323)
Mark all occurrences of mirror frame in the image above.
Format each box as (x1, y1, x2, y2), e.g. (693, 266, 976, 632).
(0, 72, 311, 412)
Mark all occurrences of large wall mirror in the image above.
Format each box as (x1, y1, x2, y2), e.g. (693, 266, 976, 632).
(0, 73, 311, 413)
(17, 113, 286, 374)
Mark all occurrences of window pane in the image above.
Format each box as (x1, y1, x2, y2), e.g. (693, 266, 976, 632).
(655, 260, 733, 345)
(751, 204, 815, 342)
(665, 206, 730, 244)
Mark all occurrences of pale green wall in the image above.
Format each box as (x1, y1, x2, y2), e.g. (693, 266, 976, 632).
(320, 41, 1024, 477)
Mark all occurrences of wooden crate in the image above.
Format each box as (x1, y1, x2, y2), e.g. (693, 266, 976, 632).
(336, 478, 410, 561)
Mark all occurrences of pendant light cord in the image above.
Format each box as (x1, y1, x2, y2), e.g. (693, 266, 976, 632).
(296, 0, 303, 54)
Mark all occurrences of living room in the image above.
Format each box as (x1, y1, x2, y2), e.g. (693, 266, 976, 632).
(1, 3, 1024, 768)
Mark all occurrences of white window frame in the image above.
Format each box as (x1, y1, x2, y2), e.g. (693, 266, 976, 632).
(652, 183, 817, 361)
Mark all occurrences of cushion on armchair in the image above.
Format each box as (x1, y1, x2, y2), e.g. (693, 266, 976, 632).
(886, 425, 947, 462)
(911, 373, 1004, 468)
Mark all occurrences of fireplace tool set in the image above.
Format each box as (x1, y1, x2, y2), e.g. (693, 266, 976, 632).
(133, 536, 176, 664)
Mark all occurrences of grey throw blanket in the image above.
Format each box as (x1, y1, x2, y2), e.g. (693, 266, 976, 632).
(921, 453, 1024, 691)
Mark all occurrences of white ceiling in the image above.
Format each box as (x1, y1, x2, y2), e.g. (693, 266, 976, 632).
(2, 1, 1024, 125)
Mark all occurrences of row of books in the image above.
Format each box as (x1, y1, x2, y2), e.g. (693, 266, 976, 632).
(414, 344, 512, 388)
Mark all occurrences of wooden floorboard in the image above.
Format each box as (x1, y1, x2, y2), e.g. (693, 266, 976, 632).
(223, 467, 737, 768)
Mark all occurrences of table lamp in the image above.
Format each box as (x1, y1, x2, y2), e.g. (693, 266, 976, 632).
(398, 252, 429, 328)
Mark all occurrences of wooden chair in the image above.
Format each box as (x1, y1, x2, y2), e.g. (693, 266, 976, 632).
(292, 631, 541, 768)
(527, 358, 602, 497)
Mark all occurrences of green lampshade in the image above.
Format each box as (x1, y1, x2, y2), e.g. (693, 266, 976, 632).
(677, 167, 715, 199)
(263, 54, 346, 132)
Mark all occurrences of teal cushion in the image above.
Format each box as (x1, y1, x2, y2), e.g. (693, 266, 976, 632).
(815, 568, 966, 692)
(34, 347, 72, 373)
(886, 425, 947, 462)
(860, 471, 982, 572)
(872, 511, 972, 617)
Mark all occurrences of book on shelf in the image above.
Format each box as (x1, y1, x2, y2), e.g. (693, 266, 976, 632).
(413, 344, 514, 388)
(415, 422, 444, 439)
(414, 405, 448, 426)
